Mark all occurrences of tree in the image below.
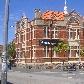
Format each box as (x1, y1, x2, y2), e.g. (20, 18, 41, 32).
(7, 42, 16, 60)
(54, 41, 69, 59)
(62, 43, 70, 53)
(80, 48, 84, 57)
(53, 47, 60, 57)
(54, 41, 69, 70)
(53, 42, 63, 57)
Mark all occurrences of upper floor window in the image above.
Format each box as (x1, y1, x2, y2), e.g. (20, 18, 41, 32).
(69, 17, 79, 24)
(82, 22, 84, 29)
(16, 21, 20, 28)
(44, 26, 49, 38)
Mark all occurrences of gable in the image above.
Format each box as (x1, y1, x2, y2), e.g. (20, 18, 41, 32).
(65, 10, 82, 26)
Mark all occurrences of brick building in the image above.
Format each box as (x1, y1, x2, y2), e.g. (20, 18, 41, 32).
(14, 8, 84, 63)
(14, 0, 84, 63)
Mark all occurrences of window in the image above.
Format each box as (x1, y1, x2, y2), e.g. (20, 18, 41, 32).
(20, 35, 24, 42)
(44, 26, 49, 38)
(70, 32, 73, 39)
(44, 46, 49, 58)
(26, 33, 29, 40)
(83, 22, 84, 27)
(52, 28, 58, 38)
(83, 29, 84, 36)
(21, 21, 25, 28)
(32, 27, 35, 39)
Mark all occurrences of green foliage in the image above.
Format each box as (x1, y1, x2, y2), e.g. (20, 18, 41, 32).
(54, 41, 69, 53)
(62, 43, 70, 52)
(0, 53, 2, 57)
(80, 48, 84, 57)
(7, 42, 16, 59)
(53, 47, 60, 53)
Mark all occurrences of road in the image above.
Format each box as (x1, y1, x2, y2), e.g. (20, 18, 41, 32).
(6, 70, 84, 84)
(0, 64, 84, 84)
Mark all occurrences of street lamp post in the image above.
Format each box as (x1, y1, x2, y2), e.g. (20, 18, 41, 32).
(31, 25, 32, 63)
(50, 30, 53, 63)
(49, 22, 53, 63)
(1, 0, 10, 84)
(78, 38, 81, 69)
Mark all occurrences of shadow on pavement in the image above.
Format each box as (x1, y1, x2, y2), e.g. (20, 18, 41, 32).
(0, 80, 13, 84)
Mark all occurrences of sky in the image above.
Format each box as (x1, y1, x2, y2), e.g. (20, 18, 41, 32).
(0, 0, 84, 44)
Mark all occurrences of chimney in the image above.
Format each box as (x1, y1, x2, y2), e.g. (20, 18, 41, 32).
(34, 9, 42, 19)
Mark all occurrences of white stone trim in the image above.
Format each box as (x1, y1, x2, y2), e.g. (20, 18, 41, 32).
(32, 46, 36, 59)
(45, 46, 48, 58)
(32, 27, 34, 39)
(45, 26, 48, 38)
(35, 48, 44, 50)
(54, 51, 56, 58)
(34, 29, 44, 30)
(32, 45, 36, 47)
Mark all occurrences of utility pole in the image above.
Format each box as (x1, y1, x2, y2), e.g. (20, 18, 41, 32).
(1, 0, 10, 84)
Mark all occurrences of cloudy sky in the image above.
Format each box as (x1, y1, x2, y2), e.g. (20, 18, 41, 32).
(0, 0, 84, 44)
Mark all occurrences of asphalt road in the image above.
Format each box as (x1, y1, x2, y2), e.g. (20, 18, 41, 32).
(7, 70, 84, 84)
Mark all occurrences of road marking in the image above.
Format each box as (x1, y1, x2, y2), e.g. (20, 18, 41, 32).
(68, 77, 72, 79)
(80, 73, 84, 74)
(62, 74, 67, 76)
(14, 71, 21, 73)
(71, 74, 75, 75)
(62, 73, 76, 76)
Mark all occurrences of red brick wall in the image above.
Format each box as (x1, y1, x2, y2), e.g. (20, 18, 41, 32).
(14, 15, 84, 63)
